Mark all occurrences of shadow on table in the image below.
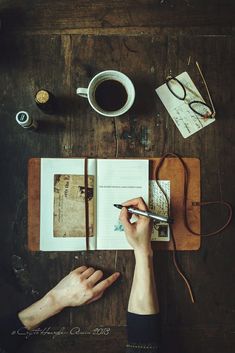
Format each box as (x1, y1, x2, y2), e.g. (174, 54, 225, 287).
(130, 76, 156, 116)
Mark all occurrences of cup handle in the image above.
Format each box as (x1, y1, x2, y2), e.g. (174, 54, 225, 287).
(76, 87, 88, 98)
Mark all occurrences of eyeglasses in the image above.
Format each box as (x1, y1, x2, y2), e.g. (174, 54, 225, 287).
(166, 61, 216, 119)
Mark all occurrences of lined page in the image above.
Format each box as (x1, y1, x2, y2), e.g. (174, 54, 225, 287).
(96, 159, 149, 250)
(40, 158, 97, 251)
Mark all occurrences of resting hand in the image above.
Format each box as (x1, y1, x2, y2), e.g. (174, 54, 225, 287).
(49, 266, 120, 309)
(19, 266, 120, 330)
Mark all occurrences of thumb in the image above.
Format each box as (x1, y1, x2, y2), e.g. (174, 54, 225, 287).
(119, 207, 132, 233)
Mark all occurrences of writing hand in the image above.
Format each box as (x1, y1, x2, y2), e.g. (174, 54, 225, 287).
(119, 197, 153, 255)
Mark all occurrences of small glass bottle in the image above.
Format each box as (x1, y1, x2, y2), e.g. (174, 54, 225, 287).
(35, 89, 56, 114)
(15, 111, 38, 130)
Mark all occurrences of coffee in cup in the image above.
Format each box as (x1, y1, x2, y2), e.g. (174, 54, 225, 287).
(76, 70, 135, 117)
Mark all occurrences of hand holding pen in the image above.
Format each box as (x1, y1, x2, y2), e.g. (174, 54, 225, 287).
(118, 197, 154, 254)
(114, 203, 173, 224)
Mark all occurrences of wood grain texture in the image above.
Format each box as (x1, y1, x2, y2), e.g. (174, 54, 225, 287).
(0, 0, 234, 32)
(0, 5, 234, 352)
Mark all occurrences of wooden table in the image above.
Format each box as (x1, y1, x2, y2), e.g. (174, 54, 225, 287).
(0, 1, 235, 352)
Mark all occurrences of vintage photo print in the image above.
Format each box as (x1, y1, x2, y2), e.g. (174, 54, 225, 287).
(53, 174, 94, 237)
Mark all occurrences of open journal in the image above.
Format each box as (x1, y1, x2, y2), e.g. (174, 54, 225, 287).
(40, 158, 170, 251)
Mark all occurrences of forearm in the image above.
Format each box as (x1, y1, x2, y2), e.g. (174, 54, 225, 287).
(18, 292, 62, 330)
(18, 266, 119, 331)
(128, 249, 159, 315)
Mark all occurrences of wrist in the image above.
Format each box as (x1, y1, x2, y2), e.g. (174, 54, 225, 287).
(45, 290, 65, 314)
(134, 246, 153, 258)
(18, 292, 64, 331)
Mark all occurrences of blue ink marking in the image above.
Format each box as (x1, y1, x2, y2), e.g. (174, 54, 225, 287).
(114, 220, 124, 232)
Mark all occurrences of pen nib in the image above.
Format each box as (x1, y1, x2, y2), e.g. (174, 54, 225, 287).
(113, 204, 122, 209)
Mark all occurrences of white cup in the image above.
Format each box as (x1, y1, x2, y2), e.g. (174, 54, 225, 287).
(76, 70, 135, 117)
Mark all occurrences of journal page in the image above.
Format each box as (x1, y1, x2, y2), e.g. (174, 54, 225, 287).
(96, 159, 149, 250)
(40, 158, 97, 251)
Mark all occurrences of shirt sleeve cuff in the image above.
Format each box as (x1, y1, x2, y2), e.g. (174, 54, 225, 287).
(126, 311, 161, 345)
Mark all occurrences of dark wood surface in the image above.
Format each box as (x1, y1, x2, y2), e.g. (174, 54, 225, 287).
(0, 1, 235, 352)
(0, 0, 234, 32)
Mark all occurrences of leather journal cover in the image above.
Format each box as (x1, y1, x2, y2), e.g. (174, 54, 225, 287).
(28, 158, 201, 251)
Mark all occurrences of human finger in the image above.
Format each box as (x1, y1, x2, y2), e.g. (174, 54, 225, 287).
(80, 267, 95, 279)
(87, 270, 104, 286)
(122, 197, 148, 211)
(119, 207, 133, 232)
(86, 291, 103, 304)
(72, 266, 88, 274)
(93, 272, 120, 294)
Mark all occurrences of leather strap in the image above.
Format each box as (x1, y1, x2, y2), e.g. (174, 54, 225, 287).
(154, 152, 233, 303)
(84, 158, 90, 251)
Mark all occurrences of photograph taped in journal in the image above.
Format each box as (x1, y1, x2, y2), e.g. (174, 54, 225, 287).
(53, 174, 94, 237)
(40, 158, 97, 251)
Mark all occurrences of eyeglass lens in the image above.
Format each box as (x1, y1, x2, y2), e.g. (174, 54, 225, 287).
(166, 77, 186, 100)
(166, 77, 213, 118)
(189, 101, 212, 117)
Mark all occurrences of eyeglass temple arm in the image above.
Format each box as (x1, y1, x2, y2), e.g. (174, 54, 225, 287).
(196, 61, 216, 118)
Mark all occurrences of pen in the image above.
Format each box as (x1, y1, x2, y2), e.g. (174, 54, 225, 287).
(113, 204, 173, 224)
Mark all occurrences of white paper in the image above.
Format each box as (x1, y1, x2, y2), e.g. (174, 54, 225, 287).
(149, 180, 170, 242)
(40, 158, 97, 251)
(156, 72, 215, 138)
(96, 159, 149, 250)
